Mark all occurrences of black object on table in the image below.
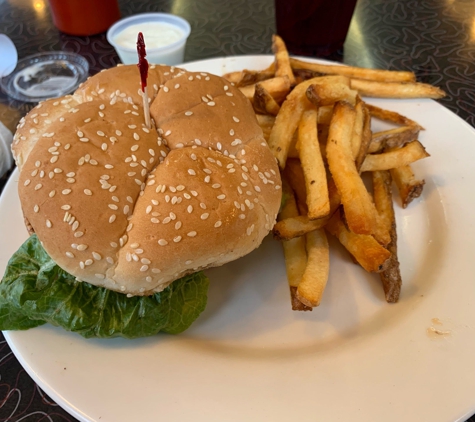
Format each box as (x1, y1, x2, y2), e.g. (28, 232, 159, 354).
(1, 0, 475, 420)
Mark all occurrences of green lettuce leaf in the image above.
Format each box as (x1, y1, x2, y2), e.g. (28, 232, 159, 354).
(0, 235, 209, 339)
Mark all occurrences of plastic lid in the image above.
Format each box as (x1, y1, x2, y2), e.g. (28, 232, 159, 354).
(0, 52, 89, 103)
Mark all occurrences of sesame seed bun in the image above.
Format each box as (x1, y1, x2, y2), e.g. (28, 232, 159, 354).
(12, 64, 282, 296)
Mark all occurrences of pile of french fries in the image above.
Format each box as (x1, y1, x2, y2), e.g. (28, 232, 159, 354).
(224, 35, 445, 311)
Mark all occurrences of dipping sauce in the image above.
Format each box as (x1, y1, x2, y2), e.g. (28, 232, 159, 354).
(114, 22, 184, 50)
(107, 13, 191, 65)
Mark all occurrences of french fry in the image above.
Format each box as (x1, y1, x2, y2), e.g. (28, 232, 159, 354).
(318, 105, 334, 125)
(371, 171, 392, 247)
(279, 180, 307, 287)
(272, 34, 296, 86)
(369, 126, 421, 153)
(365, 103, 423, 128)
(290, 58, 416, 82)
(279, 178, 312, 311)
(222, 69, 275, 87)
(287, 131, 299, 158)
(222, 70, 244, 84)
(296, 229, 330, 307)
(326, 101, 378, 235)
(283, 158, 308, 215)
(254, 83, 281, 115)
(351, 99, 365, 160)
(239, 76, 291, 104)
(256, 114, 275, 142)
(269, 75, 349, 168)
(372, 170, 402, 302)
(390, 165, 425, 208)
(297, 109, 330, 219)
(355, 105, 372, 171)
(360, 140, 430, 172)
(293, 68, 323, 84)
(273, 179, 341, 241)
(350, 78, 446, 99)
(325, 209, 391, 273)
(306, 81, 357, 107)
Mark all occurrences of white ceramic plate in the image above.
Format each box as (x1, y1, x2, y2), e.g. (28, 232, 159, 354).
(2, 55, 475, 422)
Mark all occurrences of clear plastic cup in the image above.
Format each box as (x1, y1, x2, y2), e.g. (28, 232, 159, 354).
(0, 34, 18, 78)
(0, 121, 13, 178)
(107, 13, 191, 65)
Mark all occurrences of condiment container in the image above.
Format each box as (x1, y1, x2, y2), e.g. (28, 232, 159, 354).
(107, 13, 191, 65)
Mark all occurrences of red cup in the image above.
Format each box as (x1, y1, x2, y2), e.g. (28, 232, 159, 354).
(48, 0, 121, 36)
(275, 0, 358, 57)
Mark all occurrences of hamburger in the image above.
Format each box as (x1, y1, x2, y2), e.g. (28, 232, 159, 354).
(0, 64, 282, 338)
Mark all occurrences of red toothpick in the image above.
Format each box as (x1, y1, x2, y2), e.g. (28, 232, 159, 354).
(137, 32, 151, 129)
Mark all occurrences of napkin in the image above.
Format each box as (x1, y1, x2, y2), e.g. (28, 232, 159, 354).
(0, 120, 13, 178)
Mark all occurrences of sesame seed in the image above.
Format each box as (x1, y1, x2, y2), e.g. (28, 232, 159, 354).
(207, 101, 215, 106)
(201, 213, 209, 220)
(46, 219, 52, 228)
(66, 252, 74, 258)
(214, 221, 222, 227)
(101, 143, 108, 151)
(158, 239, 168, 246)
(49, 190, 56, 197)
(187, 231, 197, 237)
(77, 244, 88, 251)
(62, 189, 71, 195)
(239, 214, 245, 219)
(92, 252, 102, 260)
(195, 139, 202, 145)
(187, 205, 193, 213)
(109, 204, 118, 210)
(185, 111, 193, 116)
(217, 194, 226, 200)
(134, 133, 140, 141)
(74, 231, 84, 238)
(85, 259, 93, 266)
(50, 156, 58, 164)
(109, 215, 116, 223)
(212, 183, 221, 188)
(173, 236, 182, 243)
(72, 221, 79, 231)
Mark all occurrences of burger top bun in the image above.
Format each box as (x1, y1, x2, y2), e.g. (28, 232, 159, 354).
(12, 65, 282, 296)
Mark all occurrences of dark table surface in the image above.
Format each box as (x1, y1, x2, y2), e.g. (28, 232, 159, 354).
(1, 0, 475, 420)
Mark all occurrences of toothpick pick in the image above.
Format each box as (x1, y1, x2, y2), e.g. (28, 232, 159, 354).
(142, 86, 151, 129)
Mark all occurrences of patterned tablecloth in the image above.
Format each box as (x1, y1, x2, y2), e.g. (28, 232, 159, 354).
(1, 0, 475, 420)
